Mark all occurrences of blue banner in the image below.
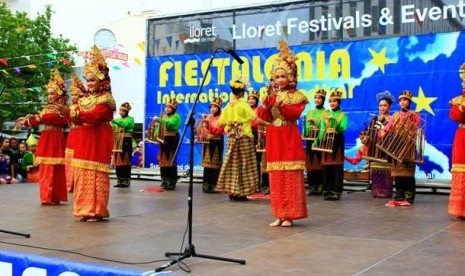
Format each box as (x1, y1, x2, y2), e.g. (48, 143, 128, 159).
(145, 30, 464, 180)
(0, 249, 146, 276)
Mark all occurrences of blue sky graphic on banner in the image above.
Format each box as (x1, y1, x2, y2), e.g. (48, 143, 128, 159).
(145, 30, 465, 180)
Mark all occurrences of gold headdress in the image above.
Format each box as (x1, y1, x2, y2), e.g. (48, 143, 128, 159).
(166, 98, 178, 110)
(248, 90, 260, 100)
(398, 90, 413, 100)
(210, 97, 223, 109)
(84, 45, 109, 81)
(330, 91, 343, 100)
(460, 62, 465, 79)
(120, 102, 132, 112)
(45, 68, 66, 96)
(229, 76, 248, 91)
(69, 74, 86, 96)
(315, 89, 327, 98)
(270, 39, 298, 85)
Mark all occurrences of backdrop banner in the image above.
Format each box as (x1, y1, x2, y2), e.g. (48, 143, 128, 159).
(145, 30, 465, 181)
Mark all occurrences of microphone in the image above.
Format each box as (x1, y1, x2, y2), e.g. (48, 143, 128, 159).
(225, 48, 244, 64)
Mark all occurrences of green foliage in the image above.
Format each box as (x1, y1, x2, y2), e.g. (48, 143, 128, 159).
(0, 3, 77, 130)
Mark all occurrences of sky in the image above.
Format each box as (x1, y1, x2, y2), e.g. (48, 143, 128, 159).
(29, 0, 282, 49)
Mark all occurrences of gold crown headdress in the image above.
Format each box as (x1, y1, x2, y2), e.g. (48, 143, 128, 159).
(459, 63, 465, 94)
(460, 62, 465, 78)
(166, 98, 178, 110)
(210, 97, 223, 109)
(248, 90, 260, 100)
(120, 102, 132, 112)
(45, 68, 66, 96)
(315, 89, 327, 98)
(69, 74, 86, 96)
(398, 90, 413, 100)
(84, 45, 108, 80)
(229, 75, 248, 90)
(330, 91, 343, 100)
(270, 39, 298, 84)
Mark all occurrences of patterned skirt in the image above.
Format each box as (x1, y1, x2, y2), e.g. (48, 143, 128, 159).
(65, 148, 74, 192)
(216, 136, 259, 195)
(269, 170, 308, 220)
(370, 162, 393, 198)
(73, 167, 110, 219)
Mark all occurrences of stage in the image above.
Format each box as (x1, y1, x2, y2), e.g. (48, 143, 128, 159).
(1, 178, 464, 275)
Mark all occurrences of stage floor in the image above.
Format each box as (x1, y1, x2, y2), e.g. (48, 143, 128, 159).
(1, 179, 464, 275)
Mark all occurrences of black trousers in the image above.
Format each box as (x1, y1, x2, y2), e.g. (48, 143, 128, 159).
(161, 166, 178, 182)
(323, 165, 344, 194)
(116, 165, 131, 183)
(394, 176, 416, 203)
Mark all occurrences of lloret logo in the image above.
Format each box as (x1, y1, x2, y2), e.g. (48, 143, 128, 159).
(185, 24, 217, 44)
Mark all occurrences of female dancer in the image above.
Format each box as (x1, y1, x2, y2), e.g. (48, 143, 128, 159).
(70, 46, 116, 221)
(319, 91, 348, 201)
(448, 62, 465, 220)
(200, 97, 224, 193)
(65, 74, 85, 192)
(257, 40, 308, 227)
(15, 68, 68, 205)
(112, 102, 135, 188)
(216, 77, 265, 201)
(379, 90, 420, 204)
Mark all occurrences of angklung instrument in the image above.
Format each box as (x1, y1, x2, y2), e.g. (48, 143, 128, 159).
(376, 111, 426, 164)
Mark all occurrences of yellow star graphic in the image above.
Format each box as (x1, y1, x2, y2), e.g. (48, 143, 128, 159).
(368, 48, 395, 74)
(412, 87, 437, 115)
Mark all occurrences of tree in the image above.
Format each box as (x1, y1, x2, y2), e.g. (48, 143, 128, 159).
(0, 3, 77, 130)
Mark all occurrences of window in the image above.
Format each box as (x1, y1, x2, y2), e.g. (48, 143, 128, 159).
(94, 29, 116, 49)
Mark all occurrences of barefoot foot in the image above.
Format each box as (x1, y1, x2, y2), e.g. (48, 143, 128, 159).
(269, 219, 283, 227)
(281, 220, 293, 227)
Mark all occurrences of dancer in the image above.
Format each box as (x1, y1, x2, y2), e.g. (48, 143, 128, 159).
(199, 97, 224, 193)
(257, 40, 308, 227)
(112, 102, 135, 188)
(156, 98, 181, 190)
(304, 89, 328, 195)
(448, 62, 465, 220)
(379, 90, 420, 204)
(319, 91, 348, 201)
(216, 76, 264, 200)
(366, 91, 395, 198)
(15, 68, 68, 205)
(65, 74, 85, 192)
(70, 46, 116, 221)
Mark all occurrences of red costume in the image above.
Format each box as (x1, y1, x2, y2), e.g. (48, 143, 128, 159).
(448, 69, 465, 218)
(19, 69, 68, 204)
(65, 74, 85, 192)
(70, 46, 115, 222)
(257, 40, 308, 226)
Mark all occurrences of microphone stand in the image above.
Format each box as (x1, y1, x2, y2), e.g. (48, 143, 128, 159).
(155, 48, 246, 273)
(0, 229, 30, 238)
